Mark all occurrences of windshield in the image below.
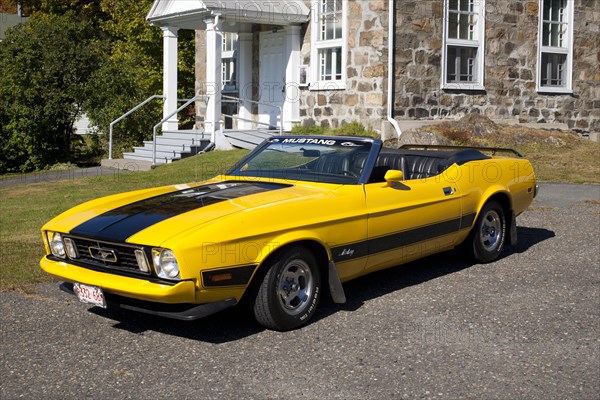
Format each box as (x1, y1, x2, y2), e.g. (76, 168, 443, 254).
(227, 137, 374, 184)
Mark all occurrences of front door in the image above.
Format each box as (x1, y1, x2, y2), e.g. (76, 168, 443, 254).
(364, 176, 464, 272)
(259, 31, 286, 129)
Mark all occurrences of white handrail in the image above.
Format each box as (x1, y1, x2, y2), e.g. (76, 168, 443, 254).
(108, 95, 165, 159)
(222, 95, 283, 135)
(152, 95, 207, 165)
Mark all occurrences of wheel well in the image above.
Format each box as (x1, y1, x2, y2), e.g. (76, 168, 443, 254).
(485, 192, 512, 218)
(478, 192, 513, 243)
(240, 240, 330, 304)
(468, 192, 512, 237)
(264, 240, 330, 279)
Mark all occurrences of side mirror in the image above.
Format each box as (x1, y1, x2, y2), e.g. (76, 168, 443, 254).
(384, 169, 403, 186)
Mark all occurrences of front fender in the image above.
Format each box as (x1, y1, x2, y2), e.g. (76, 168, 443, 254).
(257, 230, 334, 263)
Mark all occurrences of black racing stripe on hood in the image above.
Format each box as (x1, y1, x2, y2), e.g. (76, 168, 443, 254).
(69, 181, 290, 242)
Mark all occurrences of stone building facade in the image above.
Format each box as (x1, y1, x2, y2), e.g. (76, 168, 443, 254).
(155, 0, 599, 138)
(391, 0, 599, 132)
(297, 0, 390, 130)
(297, 0, 599, 134)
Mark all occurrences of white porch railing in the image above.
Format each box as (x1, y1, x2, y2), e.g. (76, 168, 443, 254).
(151, 95, 207, 165)
(109, 95, 207, 161)
(108, 95, 165, 160)
(109, 93, 282, 164)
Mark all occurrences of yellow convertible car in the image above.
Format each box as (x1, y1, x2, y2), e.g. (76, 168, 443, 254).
(40, 136, 537, 331)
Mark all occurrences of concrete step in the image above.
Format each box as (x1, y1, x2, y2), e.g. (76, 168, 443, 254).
(161, 130, 208, 140)
(122, 129, 275, 164)
(152, 136, 209, 147)
(131, 146, 186, 159)
(224, 129, 277, 150)
(136, 142, 208, 158)
(143, 140, 211, 153)
(123, 152, 179, 164)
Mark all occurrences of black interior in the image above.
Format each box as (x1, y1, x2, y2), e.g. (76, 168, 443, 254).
(369, 148, 490, 182)
(310, 147, 490, 183)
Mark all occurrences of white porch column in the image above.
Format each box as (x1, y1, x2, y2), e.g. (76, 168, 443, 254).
(162, 26, 179, 131)
(205, 16, 231, 149)
(283, 25, 302, 131)
(237, 32, 253, 130)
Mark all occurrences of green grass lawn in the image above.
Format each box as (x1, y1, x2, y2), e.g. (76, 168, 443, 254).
(0, 149, 247, 290)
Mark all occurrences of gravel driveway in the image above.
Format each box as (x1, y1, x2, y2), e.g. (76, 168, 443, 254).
(1, 183, 598, 399)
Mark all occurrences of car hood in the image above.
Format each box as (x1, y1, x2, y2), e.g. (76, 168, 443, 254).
(60, 178, 338, 245)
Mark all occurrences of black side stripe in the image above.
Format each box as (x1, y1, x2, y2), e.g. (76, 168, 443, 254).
(70, 182, 290, 242)
(331, 213, 476, 262)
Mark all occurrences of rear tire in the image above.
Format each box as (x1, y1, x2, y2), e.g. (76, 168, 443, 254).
(253, 246, 321, 331)
(470, 201, 506, 263)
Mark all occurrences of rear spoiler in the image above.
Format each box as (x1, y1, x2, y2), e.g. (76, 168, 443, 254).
(399, 144, 523, 158)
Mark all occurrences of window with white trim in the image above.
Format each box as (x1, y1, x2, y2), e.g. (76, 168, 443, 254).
(442, 0, 485, 90)
(222, 32, 238, 92)
(537, 0, 573, 92)
(310, 0, 346, 90)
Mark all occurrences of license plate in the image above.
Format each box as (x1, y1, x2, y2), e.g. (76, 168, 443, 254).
(73, 283, 107, 309)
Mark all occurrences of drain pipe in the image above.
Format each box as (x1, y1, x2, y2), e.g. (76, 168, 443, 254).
(387, 0, 402, 141)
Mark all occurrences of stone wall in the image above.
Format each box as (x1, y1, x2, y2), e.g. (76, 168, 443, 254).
(191, 0, 599, 133)
(194, 1, 393, 132)
(571, 0, 600, 132)
(298, 0, 389, 131)
(393, 0, 600, 133)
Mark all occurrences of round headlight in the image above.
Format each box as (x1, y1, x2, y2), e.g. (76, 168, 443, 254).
(49, 232, 65, 258)
(152, 248, 180, 280)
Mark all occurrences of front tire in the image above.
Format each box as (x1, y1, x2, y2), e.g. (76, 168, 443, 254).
(470, 201, 506, 263)
(253, 246, 321, 331)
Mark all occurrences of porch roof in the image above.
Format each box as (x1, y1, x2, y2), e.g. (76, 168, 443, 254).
(147, 0, 310, 29)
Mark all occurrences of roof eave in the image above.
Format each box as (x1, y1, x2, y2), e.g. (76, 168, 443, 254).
(147, 9, 309, 28)
(147, 9, 211, 26)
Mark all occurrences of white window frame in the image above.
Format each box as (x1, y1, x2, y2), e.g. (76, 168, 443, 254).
(441, 0, 486, 90)
(536, 0, 574, 93)
(222, 32, 238, 93)
(310, 0, 347, 91)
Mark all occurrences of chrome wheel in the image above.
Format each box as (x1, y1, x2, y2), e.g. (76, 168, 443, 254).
(253, 246, 321, 331)
(276, 259, 314, 316)
(469, 200, 506, 263)
(480, 209, 502, 252)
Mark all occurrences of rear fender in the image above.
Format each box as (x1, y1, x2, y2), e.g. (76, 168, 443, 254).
(470, 188, 515, 244)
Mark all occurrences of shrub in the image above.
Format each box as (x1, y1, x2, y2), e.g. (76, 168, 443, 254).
(0, 13, 101, 172)
(290, 124, 327, 135)
(290, 121, 377, 138)
(331, 121, 378, 138)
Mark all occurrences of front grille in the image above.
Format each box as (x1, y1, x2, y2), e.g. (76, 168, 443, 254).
(66, 236, 148, 274)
